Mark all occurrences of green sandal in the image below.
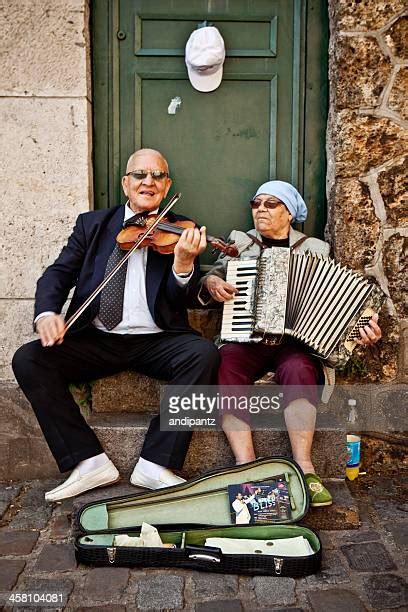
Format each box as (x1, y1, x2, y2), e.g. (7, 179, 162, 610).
(304, 473, 333, 507)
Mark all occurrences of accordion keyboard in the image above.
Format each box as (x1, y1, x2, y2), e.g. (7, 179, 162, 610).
(220, 249, 384, 362)
(220, 258, 259, 342)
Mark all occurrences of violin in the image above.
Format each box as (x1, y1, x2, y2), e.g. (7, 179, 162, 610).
(60, 192, 237, 336)
(116, 214, 238, 258)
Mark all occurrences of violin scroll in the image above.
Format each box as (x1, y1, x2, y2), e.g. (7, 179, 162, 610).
(209, 238, 239, 258)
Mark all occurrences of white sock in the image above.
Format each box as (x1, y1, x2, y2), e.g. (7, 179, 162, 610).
(78, 452, 110, 476)
(136, 457, 167, 479)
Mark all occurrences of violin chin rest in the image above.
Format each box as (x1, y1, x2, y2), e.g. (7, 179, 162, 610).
(117, 242, 134, 250)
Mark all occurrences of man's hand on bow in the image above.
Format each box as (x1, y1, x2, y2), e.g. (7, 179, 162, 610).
(355, 313, 382, 346)
(36, 314, 65, 347)
(173, 226, 207, 274)
(204, 274, 238, 302)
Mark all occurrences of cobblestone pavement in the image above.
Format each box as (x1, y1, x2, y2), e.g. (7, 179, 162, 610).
(0, 474, 406, 611)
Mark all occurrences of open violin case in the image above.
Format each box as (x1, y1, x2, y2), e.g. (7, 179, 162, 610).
(75, 457, 322, 577)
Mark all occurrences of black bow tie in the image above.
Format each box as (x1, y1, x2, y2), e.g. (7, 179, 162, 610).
(123, 212, 149, 228)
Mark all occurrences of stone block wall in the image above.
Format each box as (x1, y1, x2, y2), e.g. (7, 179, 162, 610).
(0, 0, 92, 380)
(327, 1, 407, 383)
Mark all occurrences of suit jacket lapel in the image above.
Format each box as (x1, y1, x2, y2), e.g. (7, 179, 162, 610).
(146, 249, 168, 317)
(91, 206, 125, 292)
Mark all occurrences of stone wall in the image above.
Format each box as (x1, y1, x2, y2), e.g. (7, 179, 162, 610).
(0, 0, 92, 380)
(327, 1, 407, 383)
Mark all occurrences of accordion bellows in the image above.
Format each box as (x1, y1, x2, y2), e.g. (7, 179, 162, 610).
(221, 248, 384, 367)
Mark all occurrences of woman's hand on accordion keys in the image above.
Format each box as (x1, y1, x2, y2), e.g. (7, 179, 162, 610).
(204, 274, 238, 302)
(355, 313, 382, 346)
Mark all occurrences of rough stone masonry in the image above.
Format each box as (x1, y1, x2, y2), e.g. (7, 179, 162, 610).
(326, 1, 407, 384)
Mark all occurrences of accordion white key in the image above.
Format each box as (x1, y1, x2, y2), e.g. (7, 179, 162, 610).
(221, 248, 384, 366)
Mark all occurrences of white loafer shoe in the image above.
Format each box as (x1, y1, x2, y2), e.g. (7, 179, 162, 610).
(45, 460, 120, 502)
(130, 465, 186, 490)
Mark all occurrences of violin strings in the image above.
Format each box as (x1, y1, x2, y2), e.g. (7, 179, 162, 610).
(157, 221, 216, 243)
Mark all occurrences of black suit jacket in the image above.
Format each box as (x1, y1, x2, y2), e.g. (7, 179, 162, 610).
(34, 205, 201, 333)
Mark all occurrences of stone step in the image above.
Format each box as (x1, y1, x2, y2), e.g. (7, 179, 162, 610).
(91, 371, 161, 413)
(89, 412, 346, 479)
(70, 478, 358, 534)
(3, 383, 346, 481)
(91, 368, 328, 414)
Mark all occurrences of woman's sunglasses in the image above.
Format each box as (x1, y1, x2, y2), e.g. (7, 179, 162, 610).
(249, 199, 283, 210)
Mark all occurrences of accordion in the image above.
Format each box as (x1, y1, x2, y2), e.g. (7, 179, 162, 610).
(220, 248, 384, 367)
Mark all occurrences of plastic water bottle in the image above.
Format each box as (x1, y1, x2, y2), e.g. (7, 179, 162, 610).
(346, 399, 360, 480)
(346, 431, 361, 481)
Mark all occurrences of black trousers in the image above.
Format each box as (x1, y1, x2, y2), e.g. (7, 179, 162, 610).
(12, 328, 220, 473)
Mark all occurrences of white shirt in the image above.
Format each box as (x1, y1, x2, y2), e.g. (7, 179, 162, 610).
(35, 204, 193, 334)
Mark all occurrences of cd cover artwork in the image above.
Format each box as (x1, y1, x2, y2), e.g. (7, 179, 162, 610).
(228, 476, 293, 524)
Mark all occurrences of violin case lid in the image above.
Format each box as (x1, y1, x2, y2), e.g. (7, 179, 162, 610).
(77, 457, 309, 533)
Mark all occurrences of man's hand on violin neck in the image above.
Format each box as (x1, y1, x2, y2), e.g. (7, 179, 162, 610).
(36, 314, 65, 347)
(204, 275, 238, 302)
(173, 226, 207, 274)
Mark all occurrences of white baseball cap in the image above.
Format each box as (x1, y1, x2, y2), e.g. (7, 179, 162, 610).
(185, 26, 225, 92)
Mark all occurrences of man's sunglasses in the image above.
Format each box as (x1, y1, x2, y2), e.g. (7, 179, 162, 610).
(249, 199, 284, 210)
(126, 170, 169, 181)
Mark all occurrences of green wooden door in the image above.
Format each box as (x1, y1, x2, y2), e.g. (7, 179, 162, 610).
(93, 0, 328, 264)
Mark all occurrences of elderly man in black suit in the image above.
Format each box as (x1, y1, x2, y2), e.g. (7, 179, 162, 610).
(13, 148, 219, 501)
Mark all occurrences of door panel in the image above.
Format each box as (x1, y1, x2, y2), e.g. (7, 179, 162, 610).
(142, 79, 272, 234)
(139, 19, 276, 55)
(92, 1, 328, 262)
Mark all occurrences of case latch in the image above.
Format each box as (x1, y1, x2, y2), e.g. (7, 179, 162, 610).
(107, 547, 116, 564)
(274, 557, 283, 575)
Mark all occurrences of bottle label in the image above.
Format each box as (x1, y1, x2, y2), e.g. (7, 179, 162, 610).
(346, 435, 360, 467)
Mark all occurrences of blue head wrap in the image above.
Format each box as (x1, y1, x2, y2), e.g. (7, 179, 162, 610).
(254, 180, 308, 223)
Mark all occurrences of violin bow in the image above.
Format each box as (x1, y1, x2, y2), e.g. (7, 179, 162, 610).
(61, 192, 182, 335)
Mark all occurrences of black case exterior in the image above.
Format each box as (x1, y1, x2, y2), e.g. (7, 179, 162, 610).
(74, 457, 322, 577)
(75, 539, 321, 577)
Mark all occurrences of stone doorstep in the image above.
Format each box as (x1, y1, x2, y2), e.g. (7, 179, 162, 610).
(2, 381, 346, 480)
(69, 478, 357, 534)
(6, 375, 406, 482)
(89, 412, 346, 479)
(91, 369, 286, 413)
(91, 371, 162, 413)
